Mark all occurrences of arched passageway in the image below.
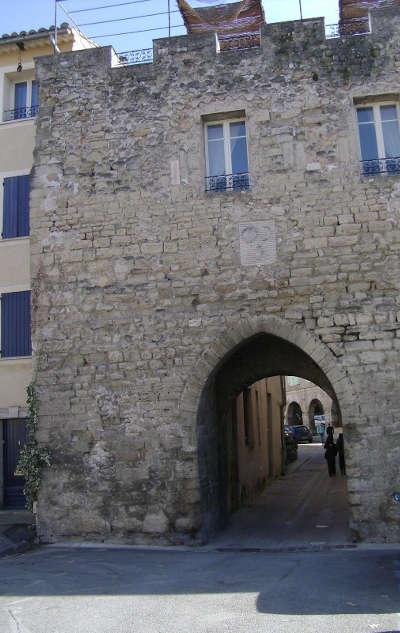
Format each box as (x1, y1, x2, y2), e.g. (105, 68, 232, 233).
(331, 400, 342, 427)
(287, 401, 303, 426)
(196, 330, 349, 541)
(308, 399, 325, 433)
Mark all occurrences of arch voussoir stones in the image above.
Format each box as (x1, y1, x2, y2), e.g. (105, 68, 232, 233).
(179, 314, 358, 428)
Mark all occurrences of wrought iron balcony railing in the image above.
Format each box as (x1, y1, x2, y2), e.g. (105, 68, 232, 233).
(119, 27, 372, 61)
(206, 173, 250, 192)
(118, 48, 153, 65)
(361, 157, 400, 176)
(3, 105, 39, 121)
(325, 22, 371, 39)
(325, 23, 340, 39)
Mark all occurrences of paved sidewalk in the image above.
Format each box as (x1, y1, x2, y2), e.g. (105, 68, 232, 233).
(211, 443, 351, 550)
(0, 509, 35, 558)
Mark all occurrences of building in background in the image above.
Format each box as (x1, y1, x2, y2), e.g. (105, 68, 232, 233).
(285, 377, 341, 433)
(0, 23, 94, 509)
(230, 377, 285, 513)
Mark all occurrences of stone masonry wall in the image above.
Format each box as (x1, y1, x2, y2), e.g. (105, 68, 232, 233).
(31, 6, 400, 543)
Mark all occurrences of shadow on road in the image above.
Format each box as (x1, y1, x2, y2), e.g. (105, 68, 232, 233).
(0, 546, 399, 618)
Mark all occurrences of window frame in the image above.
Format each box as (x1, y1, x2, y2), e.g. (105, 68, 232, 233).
(12, 79, 38, 119)
(356, 101, 400, 174)
(3, 73, 38, 123)
(204, 117, 249, 185)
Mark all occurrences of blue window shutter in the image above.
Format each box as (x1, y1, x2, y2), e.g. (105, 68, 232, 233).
(0, 295, 4, 356)
(21, 291, 32, 356)
(3, 177, 18, 238)
(14, 82, 27, 119)
(17, 175, 30, 237)
(1, 291, 31, 357)
(3, 176, 30, 238)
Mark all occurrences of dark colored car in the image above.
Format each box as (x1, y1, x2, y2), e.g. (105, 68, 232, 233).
(284, 426, 298, 463)
(290, 425, 313, 443)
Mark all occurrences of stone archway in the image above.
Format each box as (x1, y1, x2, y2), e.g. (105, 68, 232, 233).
(331, 400, 342, 427)
(308, 398, 325, 433)
(179, 315, 357, 541)
(287, 401, 303, 426)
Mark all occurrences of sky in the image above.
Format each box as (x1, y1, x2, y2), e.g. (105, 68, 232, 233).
(1, 0, 339, 54)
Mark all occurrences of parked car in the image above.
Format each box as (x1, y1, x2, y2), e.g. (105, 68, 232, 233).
(290, 425, 313, 443)
(284, 426, 298, 463)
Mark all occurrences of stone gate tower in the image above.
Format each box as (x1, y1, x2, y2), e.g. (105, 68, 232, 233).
(31, 4, 400, 543)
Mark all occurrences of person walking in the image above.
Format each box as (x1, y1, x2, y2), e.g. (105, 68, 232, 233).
(326, 424, 334, 440)
(324, 437, 337, 477)
(316, 422, 325, 444)
(336, 432, 346, 475)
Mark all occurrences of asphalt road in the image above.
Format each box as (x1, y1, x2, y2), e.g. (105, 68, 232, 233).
(0, 443, 398, 633)
(0, 546, 399, 633)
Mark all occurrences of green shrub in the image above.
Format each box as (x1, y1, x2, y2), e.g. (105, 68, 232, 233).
(17, 383, 51, 511)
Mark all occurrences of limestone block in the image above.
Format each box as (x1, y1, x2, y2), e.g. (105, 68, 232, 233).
(143, 511, 169, 534)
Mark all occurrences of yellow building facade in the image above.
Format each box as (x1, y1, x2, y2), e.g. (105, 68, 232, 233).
(0, 23, 94, 507)
(229, 377, 286, 514)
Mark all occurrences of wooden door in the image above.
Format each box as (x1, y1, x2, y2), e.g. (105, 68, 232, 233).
(3, 419, 26, 508)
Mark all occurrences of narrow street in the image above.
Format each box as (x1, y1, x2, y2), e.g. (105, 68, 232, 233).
(212, 441, 350, 550)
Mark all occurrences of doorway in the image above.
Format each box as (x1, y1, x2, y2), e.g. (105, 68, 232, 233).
(196, 331, 350, 544)
(3, 419, 26, 508)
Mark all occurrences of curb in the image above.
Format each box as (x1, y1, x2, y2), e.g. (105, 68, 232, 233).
(0, 539, 35, 559)
(39, 541, 400, 555)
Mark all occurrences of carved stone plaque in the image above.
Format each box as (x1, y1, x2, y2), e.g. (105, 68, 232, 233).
(239, 221, 277, 267)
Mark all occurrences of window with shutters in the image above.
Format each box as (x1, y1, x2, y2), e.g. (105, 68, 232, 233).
(0, 291, 31, 358)
(2, 175, 30, 239)
(3, 74, 39, 122)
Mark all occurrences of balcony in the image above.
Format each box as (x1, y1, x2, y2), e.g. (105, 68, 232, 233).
(118, 22, 372, 66)
(361, 157, 400, 176)
(3, 105, 39, 122)
(325, 21, 371, 39)
(118, 48, 153, 65)
(205, 173, 250, 192)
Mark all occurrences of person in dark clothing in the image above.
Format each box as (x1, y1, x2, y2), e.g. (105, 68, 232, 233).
(326, 424, 334, 440)
(336, 432, 346, 475)
(324, 437, 337, 476)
